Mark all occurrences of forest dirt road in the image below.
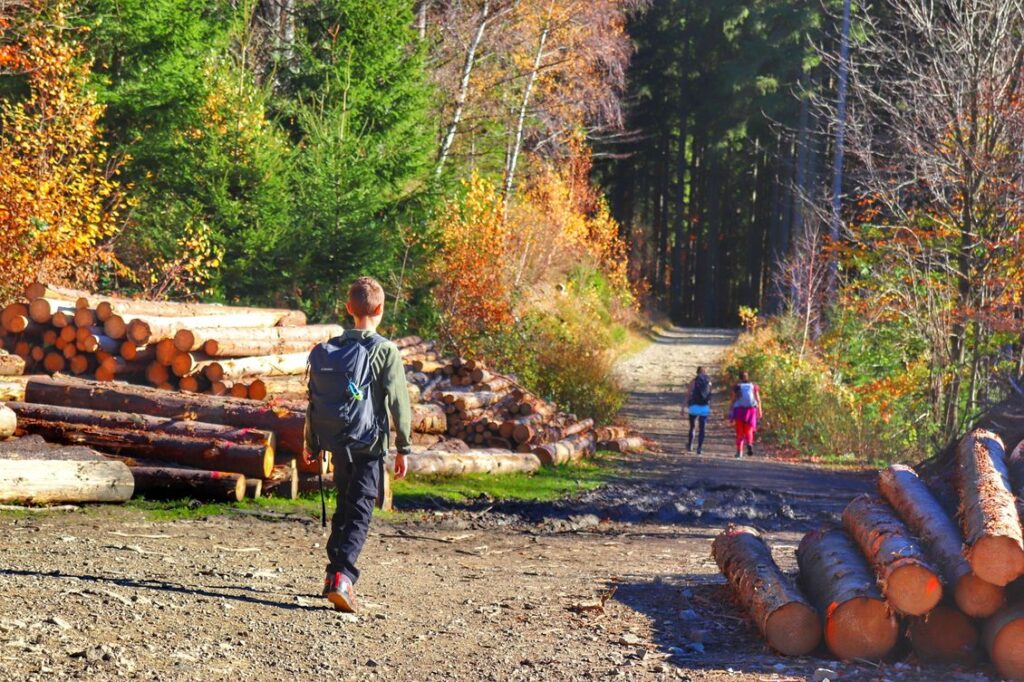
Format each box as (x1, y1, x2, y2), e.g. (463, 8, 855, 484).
(0, 328, 986, 681)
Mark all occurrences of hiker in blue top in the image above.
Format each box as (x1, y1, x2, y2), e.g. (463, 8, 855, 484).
(682, 367, 711, 454)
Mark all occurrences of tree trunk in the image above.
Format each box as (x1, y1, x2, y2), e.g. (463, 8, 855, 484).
(906, 604, 978, 665)
(983, 604, 1024, 682)
(878, 464, 1005, 617)
(841, 494, 943, 615)
(130, 466, 245, 502)
(796, 526, 899, 661)
(24, 376, 306, 464)
(193, 324, 343, 356)
(956, 429, 1024, 586)
(436, 0, 490, 176)
(0, 456, 133, 504)
(502, 20, 549, 210)
(711, 525, 821, 656)
(262, 457, 298, 499)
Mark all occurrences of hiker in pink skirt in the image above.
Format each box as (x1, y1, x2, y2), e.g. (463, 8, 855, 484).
(730, 371, 762, 459)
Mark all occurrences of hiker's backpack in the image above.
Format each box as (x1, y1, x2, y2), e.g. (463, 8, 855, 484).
(307, 335, 385, 458)
(689, 375, 712, 406)
(734, 382, 758, 408)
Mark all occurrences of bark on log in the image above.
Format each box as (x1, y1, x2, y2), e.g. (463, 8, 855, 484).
(7, 401, 274, 446)
(18, 421, 273, 479)
(391, 449, 542, 476)
(262, 457, 298, 499)
(0, 456, 133, 504)
(597, 437, 646, 453)
(906, 604, 978, 665)
(191, 324, 343, 356)
(201, 352, 309, 381)
(0, 353, 25, 376)
(984, 604, 1024, 681)
(956, 429, 1024, 586)
(595, 426, 631, 441)
(533, 433, 595, 467)
(88, 294, 306, 327)
(878, 464, 1005, 617)
(130, 466, 245, 502)
(127, 311, 286, 345)
(1007, 440, 1024, 519)
(711, 525, 821, 656)
(842, 494, 943, 615)
(796, 526, 900, 660)
(23, 376, 303, 465)
(0, 405, 15, 440)
(412, 403, 447, 434)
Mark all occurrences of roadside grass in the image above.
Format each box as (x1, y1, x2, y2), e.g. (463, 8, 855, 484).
(63, 453, 621, 523)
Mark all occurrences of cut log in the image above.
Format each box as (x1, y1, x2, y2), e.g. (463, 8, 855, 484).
(984, 604, 1024, 681)
(842, 494, 943, 616)
(21, 378, 291, 472)
(597, 437, 646, 453)
(878, 464, 1005, 617)
(127, 311, 286, 345)
(796, 526, 900, 661)
(245, 478, 263, 499)
(27, 298, 75, 324)
(89, 295, 306, 326)
(130, 466, 245, 502)
(0, 455, 133, 504)
(201, 352, 309, 381)
(0, 377, 30, 402)
(532, 433, 596, 466)
(392, 449, 542, 476)
(0, 405, 15, 440)
(955, 429, 1024, 586)
(189, 324, 343, 356)
(262, 457, 298, 499)
(17, 421, 273, 479)
(711, 525, 821, 656)
(906, 604, 978, 664)
(1007, 440, 1024, 519)
(0, 352, 25, 376)
(6, 401, 275, 447)
(595, 426, 631, 441)
(120, 342, 156, 363)
(412, 403, 447, 434)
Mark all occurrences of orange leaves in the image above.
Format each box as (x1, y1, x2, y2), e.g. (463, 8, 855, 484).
(0, 1, 123, 299)
(433, 141, 634, 353)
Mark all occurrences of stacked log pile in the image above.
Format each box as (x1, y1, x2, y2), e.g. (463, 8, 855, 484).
(1, 283, 643, 502)
(714, 427, 1024, 680)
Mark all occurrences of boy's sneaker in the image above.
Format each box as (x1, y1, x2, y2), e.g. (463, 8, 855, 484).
(324, 571, 357, 613)
(746, 444, 755, 457)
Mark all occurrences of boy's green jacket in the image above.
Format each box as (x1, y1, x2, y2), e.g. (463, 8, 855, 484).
(303, 329, 413, 459)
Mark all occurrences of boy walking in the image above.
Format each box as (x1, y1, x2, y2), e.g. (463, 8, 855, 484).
(304, 277, 412, 612)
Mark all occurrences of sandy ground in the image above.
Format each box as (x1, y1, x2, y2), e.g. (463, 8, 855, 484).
(0, 328, 995, 681)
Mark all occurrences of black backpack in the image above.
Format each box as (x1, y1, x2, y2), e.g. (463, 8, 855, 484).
(307, 334, 386, 460)
(689, 374, 711, 406)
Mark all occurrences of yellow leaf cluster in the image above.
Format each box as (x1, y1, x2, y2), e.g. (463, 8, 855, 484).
(0, 1, 123, 299)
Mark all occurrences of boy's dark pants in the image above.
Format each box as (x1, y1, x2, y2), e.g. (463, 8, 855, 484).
(326, 452, 383, 583)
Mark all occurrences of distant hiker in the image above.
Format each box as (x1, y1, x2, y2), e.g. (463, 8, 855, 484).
(730, 370, 761, 459)
(304, 276, 413, 613)
(682, 366, 711, 454)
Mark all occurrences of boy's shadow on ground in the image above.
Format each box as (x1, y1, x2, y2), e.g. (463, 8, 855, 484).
(1, 567, 325, 613)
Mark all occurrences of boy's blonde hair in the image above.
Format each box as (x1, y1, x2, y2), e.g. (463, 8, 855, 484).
(348, 277, 385, 317)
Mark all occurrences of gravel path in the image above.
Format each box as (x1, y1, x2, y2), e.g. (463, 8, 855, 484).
(0, 328, 989, 681)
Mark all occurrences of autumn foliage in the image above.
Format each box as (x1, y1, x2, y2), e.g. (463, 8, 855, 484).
(0, 1, 123, 300)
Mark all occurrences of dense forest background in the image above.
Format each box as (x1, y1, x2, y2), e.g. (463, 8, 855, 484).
(2, 0, 1024, 459)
